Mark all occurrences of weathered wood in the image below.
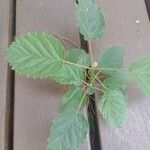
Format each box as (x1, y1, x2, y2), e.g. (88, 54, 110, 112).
(14, 0, 90, 149)
(91, 0, 150, 149)
(0, 0, 15, 149)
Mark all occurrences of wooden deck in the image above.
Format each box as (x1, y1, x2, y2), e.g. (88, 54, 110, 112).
(0, 0, 150, 150)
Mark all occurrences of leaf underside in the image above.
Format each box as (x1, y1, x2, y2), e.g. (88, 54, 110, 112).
(48, 109, 89, 150)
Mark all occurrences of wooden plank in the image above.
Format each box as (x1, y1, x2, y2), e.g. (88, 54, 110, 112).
(14, 0, 90, 149)
(91, 0, 150, 149)
(0, 0, 14, 149)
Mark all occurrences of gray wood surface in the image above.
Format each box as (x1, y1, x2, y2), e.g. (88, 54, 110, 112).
(0, 0, 14, 149)
(92, 0, 150, 149)
(13, 0, 90, 149)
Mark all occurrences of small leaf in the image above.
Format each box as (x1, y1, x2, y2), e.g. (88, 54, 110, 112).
(48, 109, 89, 150)
(60, 87, 87, 112)
(129, 56, 150, 96)
(51, 64, 85, 85)
(51, 49, 90, 85)
(105, 69, 132, 83)
(75, 0, 106, 40)
(5, 32, 64, 78)
(103, 76, 130, 90)
(98, 46, 124, 69)
(67, 49, 91, 66)
(98, 89, 128, 127)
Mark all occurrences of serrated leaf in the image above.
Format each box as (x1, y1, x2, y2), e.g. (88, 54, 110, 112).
(48, 109, 89, 150)
(51, 49, 90, 85)
(75, 0, 106, 40)
(5, 33, 87, 85)
(105, 69, 132, 83)
(60, 87, 87, 112)
(51, 64, 85, 85)
(5, 32, 64, 78)
(98, 89, 128, 127)
(103, 76, 130, 90)
(129, 57, 150, 96)
(98, 46, 124, 69)
(67, 49, 91, 66)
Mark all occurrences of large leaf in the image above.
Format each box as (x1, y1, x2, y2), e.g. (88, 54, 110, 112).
(75, 0, 106, 40)
(129, 57, 150, 96)
(6, 33, 87, 85)
(51, 49, 90, 85)
(5, 32, 64, 78)
(98, 89, 128, 127)
(98, 46, 124, 69)
(48, 109, 89, 150)
(60, 87, 86, 112)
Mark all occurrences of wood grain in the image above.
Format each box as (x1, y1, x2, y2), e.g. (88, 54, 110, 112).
(0, 0, 14, 149)
(91, 0, 150, 149)
(14, 0, 90, 149)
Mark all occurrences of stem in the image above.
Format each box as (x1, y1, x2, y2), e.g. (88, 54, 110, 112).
(88, 40, 94, 66)
(96, 76, 108, 90)
(83, 81, 105, 93)
(77, 71, 101, 112)
(53, 33, 80, 48)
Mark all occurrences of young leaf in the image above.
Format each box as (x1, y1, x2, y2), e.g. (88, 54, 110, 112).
(98, 46, 124, 69)
(51, 48, 90, 85)
(98, 89, 128, 127)
(5, 32, 64, 78)
(129, 57, 150, 96)
(67, 49, 91, 66)
(103, 76, 130, 90)
(51, 64, 85, 85)
(60, 87, 87, 112)
(75, 0, 106, 40)
(48, 109, 89, 150)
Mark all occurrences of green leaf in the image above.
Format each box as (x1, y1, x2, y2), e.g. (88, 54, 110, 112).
(51, 64, 85, 85)
(5, 32, 64, 78)
(98, 46, 124, 69)
(67, 49, 91, 66)
(75, 0, 106, 40)
(103, 76, 130, 90)
(6, 33, 87, 85)
(60, 87, 87, 112)
(51, 49, 90, 85)
(48, 109, 89, 150)
(129, 57, 150, 96)
(105, 69, 132, 83)
(98, 89, 128, 127)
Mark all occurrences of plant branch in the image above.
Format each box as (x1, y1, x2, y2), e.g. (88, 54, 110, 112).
(53, 33, 80, 48)
(88, 40, 94, 66)
(95, 76, 108, 90)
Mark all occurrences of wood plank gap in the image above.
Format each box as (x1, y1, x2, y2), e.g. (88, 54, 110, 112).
(75, 1, 102, 149)
(3, 0, 16, 149)
(145, 0, 150, 20)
